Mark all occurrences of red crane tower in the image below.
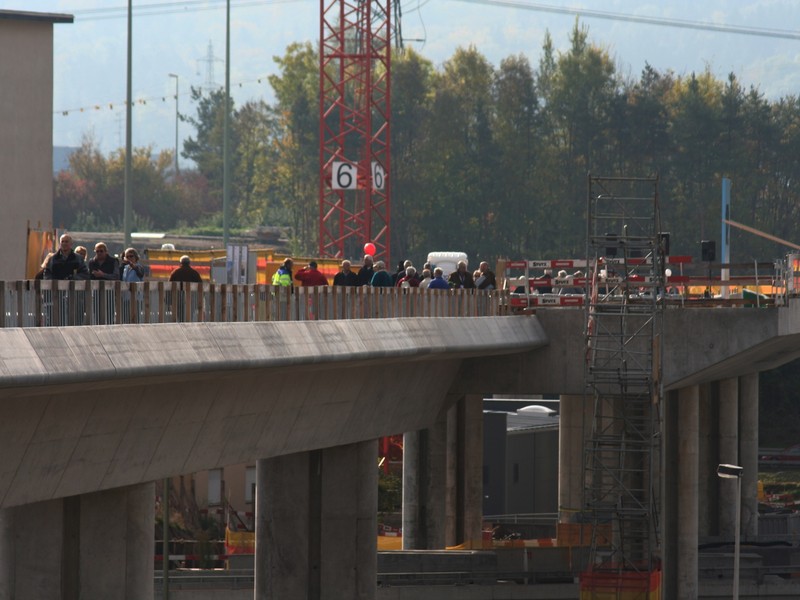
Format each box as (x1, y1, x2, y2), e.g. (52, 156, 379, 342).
(319, 0, 392, 262)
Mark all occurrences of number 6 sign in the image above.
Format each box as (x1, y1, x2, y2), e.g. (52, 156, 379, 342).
(371, 161, 385, 191)
(331, 162, 357, 190)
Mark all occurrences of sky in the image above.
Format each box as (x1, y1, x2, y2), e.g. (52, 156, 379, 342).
(8, 0, 800, 158)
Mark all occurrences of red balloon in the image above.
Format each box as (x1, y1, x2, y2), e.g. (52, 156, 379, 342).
(364, 242, 376, 256)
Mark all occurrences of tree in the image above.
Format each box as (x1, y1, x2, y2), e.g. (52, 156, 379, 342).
(263, 42, 320, 255)
(390, 49, 435, 260)
(54, 136, 183, 231)
(181, 86, 232, 213)
(539, 20, 621, 255)
(493, 54, 541, 257)
(422, 46, 497, 258)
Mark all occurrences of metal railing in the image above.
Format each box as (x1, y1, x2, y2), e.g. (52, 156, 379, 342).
(0, 281, 510, 327)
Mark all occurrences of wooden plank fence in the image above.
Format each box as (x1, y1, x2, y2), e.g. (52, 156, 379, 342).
(0, 281, 511, 327)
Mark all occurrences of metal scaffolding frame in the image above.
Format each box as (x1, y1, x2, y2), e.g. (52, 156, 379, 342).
(583, 175, 664, 586)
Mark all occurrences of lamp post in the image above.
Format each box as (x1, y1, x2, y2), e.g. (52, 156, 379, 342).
(717, 463, 743, 600)
(168, 73, 179, 174)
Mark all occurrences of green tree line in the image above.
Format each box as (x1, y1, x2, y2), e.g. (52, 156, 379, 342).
(55, 22, 800, 264)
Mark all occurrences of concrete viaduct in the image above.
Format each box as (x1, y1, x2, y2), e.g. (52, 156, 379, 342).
(0, 300, 798, 599)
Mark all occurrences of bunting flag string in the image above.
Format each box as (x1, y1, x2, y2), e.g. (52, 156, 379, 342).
(54, 76, 268, 116)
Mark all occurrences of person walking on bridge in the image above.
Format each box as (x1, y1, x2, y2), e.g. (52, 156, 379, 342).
(356, 254, 374, 286)
(369, 261, 393, 287)
(294, 261, 329, 287)
(428, 267, 449, 290)
(272, 258, 293, 287)
(333, 260, 359, 286)
(448, 260, 475, 289)
(475, 261, 496, 290)
(169, 255, 203, 283)
(44, 234, 89, 280)
(88, 243, 120, 281)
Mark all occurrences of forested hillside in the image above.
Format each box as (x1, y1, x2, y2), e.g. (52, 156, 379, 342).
(55, 21, 800, 264)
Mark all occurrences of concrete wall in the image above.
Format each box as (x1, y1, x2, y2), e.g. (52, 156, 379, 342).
(0, 16, 61, 280)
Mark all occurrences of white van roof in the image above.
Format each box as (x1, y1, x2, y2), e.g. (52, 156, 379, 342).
(427, 251, 468, 265)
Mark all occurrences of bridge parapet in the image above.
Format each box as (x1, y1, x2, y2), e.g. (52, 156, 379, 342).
(0, 281, 508, 327)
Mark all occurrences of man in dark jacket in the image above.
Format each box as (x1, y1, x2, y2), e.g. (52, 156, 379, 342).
(356, 254, 374, 286)
(88, 242, 120, 280)
(44, 234, 89, 280)
(476, 261, 496, 290)
(169, 255, 203, 282)
(333, 260, 359, 286)
(447, 260, 475, 289)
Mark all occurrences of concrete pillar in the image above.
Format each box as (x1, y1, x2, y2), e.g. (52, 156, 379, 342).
(662, 390, 678, 600)
(256, 452, 310, 600)
(1, 499, 64, 599)
(80, 483, 155, 600)
(0, 507, 13, 600)
(445, 404, 457, 546)
(443, 394, 483, 547)
(258, 441, 378, 600)
(402, 430, 421, 547)
(0, 508, 15, 600)
(0, 484, 154, 600)
(558, 394, 590, 523)
(677, 385, 699, 600)
(739, 372, 759, 539)
(402, 411, 447, 549)
(459, 394, 483, 547)
(697, 383, 715, 537)
(718, 377, 739, 540)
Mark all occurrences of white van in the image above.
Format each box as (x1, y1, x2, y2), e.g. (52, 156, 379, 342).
(426, 251, 468, 277)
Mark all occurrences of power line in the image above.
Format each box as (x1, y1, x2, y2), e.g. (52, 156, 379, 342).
(65, 0, 307, 21)
(450, 0, 800, 41)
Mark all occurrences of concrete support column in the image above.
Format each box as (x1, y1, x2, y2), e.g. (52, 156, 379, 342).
(445, 394, 483, 547)
(697, 383, 715, 537)
(445, 404, 457, 546)
(257, 440, 378, 600)
(558, 394, 591, 523)
(677, 385, 699, 600)
(739, 372, 759, 539)
(0, 507, 15, 600)
(81, 483, 155, 600)
(402, 410, 447, 549)
(662, 390, 678, 600)
(0, 484, 154, 600)
(256, 452, 310, 600)
(454, 394, 483, 547)
(443, 394, 483, 547)
(718, 377, 739, 540)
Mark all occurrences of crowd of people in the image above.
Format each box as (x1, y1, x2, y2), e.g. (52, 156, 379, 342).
(274, 255, 498, 291)
(37, 236, 496, 292)
(36, 233, 200, 283)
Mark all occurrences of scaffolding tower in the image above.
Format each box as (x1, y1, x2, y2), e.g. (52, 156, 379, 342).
(582, 175, 664, 597)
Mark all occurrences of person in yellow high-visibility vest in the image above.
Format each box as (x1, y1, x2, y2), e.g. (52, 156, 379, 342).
(272, 258, 294, 287)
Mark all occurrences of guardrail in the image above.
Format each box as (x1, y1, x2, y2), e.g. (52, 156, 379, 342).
(0, 281, 509, 327)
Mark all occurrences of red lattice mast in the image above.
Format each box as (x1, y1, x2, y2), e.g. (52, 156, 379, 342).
(319, 0, 391, 261)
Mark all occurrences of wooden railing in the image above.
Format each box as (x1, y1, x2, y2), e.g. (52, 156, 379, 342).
(0, 281, 510, 327)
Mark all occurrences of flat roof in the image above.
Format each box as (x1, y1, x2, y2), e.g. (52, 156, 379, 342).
(0, 10, 73, 24)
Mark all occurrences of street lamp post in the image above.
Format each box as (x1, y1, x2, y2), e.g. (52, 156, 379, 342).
(168, 73, 179, 174)
(717, 463, 743, 600)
